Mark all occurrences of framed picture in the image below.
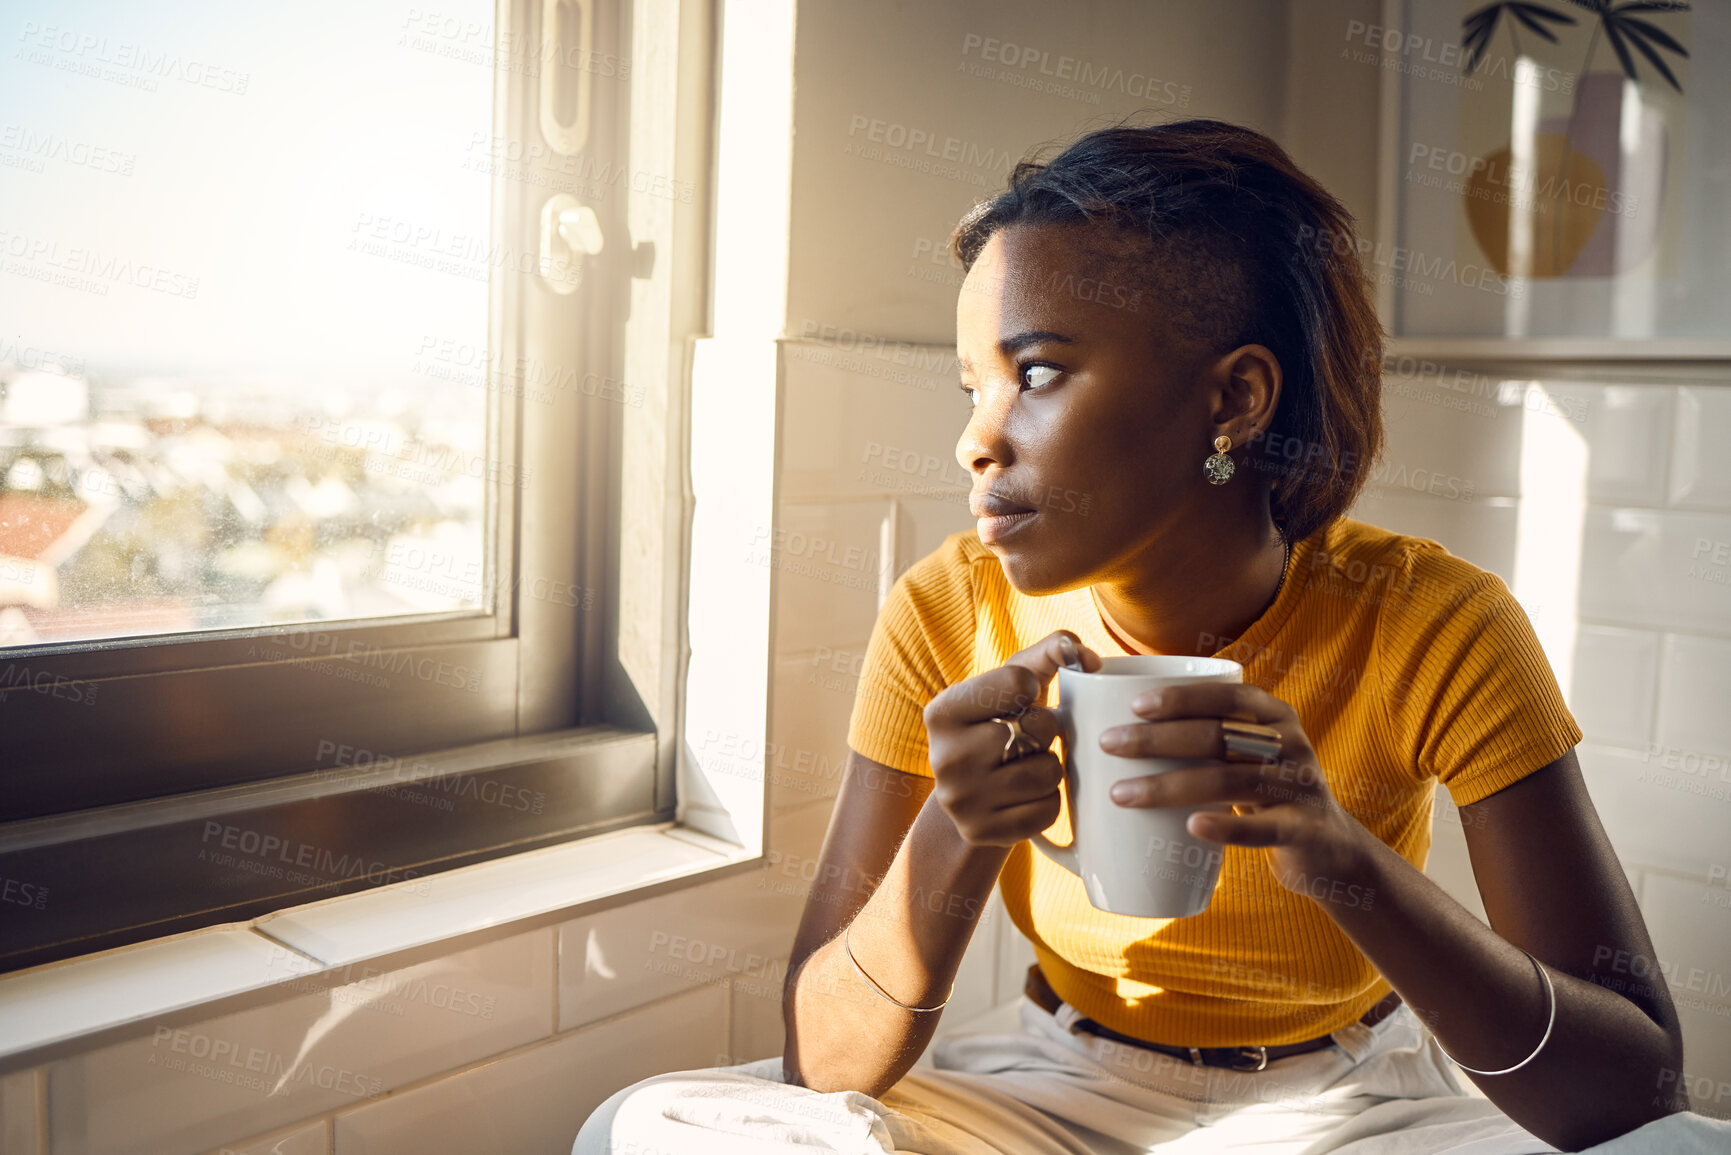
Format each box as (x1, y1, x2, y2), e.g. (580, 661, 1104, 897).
(1375, 0, 1730, 342)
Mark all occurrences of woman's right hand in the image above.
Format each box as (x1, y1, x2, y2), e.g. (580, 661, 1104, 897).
(921, 630, 1102, 847)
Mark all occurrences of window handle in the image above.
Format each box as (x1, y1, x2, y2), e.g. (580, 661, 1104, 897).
(538, 194, 603, 295)
(558, 203, 605, 256)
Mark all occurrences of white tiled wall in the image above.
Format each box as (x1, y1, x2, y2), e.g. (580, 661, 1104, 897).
(1364, 373, 1731, 1118)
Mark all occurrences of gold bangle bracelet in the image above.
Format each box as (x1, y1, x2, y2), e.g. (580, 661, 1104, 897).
(842, 923, 952, 1013)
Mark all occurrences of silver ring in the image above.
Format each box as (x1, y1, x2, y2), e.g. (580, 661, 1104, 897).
(1220, 719, 1283, 762)
(993, 714, 1046, 764)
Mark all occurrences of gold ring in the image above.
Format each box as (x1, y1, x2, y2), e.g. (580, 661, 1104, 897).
(1220, 719, 1283, 762)
(994, 714, 1046, 764)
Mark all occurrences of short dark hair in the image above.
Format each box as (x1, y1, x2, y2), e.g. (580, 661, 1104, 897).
(948, 118, 1384, 545)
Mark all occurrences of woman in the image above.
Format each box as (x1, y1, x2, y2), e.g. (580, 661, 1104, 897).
(577, 120, 1710, 1154)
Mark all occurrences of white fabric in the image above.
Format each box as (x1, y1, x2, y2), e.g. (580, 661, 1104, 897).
(574, 996, 1731, 1154)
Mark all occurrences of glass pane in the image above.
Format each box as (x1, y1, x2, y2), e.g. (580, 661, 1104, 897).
(0, 0, 495, 648)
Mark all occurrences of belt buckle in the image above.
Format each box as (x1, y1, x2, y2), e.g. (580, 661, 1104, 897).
(1228, 1046, 1269, 1072)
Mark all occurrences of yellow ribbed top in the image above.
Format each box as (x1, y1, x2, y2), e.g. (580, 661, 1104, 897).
(845, 516, 1581, 1047)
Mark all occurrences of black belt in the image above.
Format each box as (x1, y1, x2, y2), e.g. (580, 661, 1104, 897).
(1023, 965, 1403, 1072)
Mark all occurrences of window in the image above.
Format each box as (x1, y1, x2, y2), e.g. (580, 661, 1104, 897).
(0, 0, 711, 971)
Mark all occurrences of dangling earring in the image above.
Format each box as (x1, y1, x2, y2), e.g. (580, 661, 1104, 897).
(1204, 435, 1235, 485)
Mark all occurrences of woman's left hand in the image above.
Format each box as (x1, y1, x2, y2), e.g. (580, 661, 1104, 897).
(1101, 682, 1372, 900)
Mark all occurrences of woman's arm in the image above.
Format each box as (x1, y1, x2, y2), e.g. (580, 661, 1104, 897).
(782, 631, 1094, 1097)
(1326, 749, 1688, 1150)
(1108, 679, 1687, 1152)
(780, 751, 1006, 1097)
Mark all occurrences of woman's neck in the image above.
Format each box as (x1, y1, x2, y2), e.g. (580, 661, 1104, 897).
(1090, 515, 1288, 657)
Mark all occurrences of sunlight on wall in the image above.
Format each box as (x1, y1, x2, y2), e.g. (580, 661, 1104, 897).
(677, 0, 797, 850)
(1509, 381, 1587, 699)
(710, 0, 794, 340)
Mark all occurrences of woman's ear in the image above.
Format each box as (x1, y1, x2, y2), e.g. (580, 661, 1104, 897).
(1208, 343, 1282, 437)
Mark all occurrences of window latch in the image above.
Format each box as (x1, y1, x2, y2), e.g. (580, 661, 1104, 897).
(538, 195, 604, 295)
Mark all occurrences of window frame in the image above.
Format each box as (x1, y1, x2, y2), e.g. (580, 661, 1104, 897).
(0, 0, 715, 973)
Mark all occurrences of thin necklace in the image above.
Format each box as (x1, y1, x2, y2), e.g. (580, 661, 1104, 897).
(1091, 535, 1292, 654)
(1268, 535, 1293, 610)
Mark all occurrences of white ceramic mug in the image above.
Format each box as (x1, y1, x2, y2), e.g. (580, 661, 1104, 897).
(1032, 655, 1243, 918)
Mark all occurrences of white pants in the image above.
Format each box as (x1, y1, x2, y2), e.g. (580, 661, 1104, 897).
(574, 994, 1584, 1154)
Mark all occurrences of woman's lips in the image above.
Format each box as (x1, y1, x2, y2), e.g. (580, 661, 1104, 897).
(970, 490, 1039, 546)
(968, 491, 1035, 518)
(977, 510, 1036, 545)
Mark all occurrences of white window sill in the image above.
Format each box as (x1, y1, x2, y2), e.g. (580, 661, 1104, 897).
(0, 823, 754, 1074)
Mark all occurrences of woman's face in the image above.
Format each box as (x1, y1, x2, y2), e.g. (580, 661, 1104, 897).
(955, 221, 1231, 595)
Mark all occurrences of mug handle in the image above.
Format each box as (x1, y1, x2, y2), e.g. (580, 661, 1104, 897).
(1029, 690, 1082, 879)
(1031, 830, 1081, 877)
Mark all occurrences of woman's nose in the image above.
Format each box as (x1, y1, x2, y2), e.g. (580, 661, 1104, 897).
(956, 390, 1014, 475)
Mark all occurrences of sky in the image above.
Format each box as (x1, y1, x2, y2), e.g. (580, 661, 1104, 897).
(1, 0, 496, 383)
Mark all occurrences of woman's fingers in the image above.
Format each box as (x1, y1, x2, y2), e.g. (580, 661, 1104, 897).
(1100, 716, 1290, 761)
(925, 631, 1099, 732)
(1111, 756, 1331, 809)
(924, 631, 1096, 848)
(969, 792, 1064, 846)
(1188, 806, 1289, 847)
(1127, 681, 1298, 725)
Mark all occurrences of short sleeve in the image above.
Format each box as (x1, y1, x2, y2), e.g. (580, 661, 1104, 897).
(845, 534, 979, 778)
(1375, 551, 1583, 807)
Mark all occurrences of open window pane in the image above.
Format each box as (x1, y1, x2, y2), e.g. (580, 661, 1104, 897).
(0, 0, 497, 648)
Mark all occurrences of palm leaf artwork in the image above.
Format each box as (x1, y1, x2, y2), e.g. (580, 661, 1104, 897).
(1559, 0, 1691, 92)
(1455, 0, 1691, 277)
(1462, 2, 1577, 72)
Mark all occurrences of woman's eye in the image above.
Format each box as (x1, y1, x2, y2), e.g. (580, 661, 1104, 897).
(1021, 364, 1060, 389)
(958, 366, 1057, 408)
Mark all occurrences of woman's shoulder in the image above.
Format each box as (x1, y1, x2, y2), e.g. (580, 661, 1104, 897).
(1310, 516, 1501, 594)
(1309, 517, 1520, 637)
